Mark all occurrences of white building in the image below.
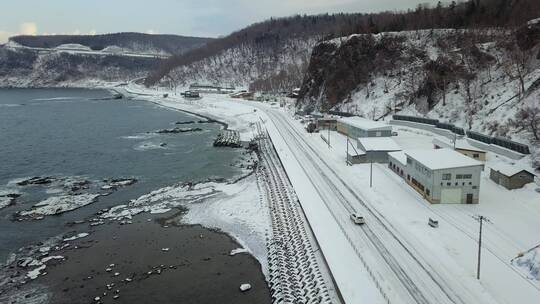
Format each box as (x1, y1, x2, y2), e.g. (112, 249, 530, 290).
(389, 149, 484, 204)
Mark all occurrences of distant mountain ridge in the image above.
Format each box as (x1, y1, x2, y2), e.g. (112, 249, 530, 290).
(9, 32, 212, 55)
(0, 32, 212, 87)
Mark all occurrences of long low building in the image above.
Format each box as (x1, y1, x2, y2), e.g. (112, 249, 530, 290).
(432, 138, 487, 161)
(389, 148, 484, 204)
(337, 116, 392, 138)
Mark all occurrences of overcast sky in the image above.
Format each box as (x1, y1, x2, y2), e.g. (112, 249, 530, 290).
(1, 0, 442, 43)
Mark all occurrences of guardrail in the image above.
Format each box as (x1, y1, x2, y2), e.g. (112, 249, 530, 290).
(392, 115, 530, 155)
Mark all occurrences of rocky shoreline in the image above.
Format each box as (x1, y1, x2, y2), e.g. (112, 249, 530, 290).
(8, 176, 138, 221)
(0, 213, 270, 304)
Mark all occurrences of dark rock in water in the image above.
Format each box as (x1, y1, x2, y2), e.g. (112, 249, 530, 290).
(101, 178, 138, 191)
(16, 176, 56, 186)
(159, 143, 167, 147)
(175, 121, 195, 125)
(155, 127, 203, 134)
(64, 180, 91, 193)
(4, 193, 21, 199)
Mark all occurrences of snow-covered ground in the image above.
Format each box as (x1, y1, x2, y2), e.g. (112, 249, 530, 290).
(122, 83, 540, 303)
(267, 109, 540, 303)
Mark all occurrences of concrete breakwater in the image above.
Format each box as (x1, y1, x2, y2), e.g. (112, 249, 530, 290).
(214, 130, 241, 148)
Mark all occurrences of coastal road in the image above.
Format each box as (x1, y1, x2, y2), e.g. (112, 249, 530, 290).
(258, 106, 479, 304)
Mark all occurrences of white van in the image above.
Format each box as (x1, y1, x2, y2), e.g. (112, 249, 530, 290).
(350, 213, 365, 225)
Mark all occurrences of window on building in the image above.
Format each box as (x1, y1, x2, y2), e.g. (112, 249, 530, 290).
(456, 174, 463, 179)
(440, 182, 443, 186)
(473, 154, 479, 158)
(472, 186, 478, 189)
(469, 182, 472, 185)
(442, 173, 451, 180)
(407, 158, 412, 165)
(426, 189, 430, 196)
(463, 174, 472, 179)
(447, 182, 451, 186)
(455, 182, 458, 186)
(462, 182, 465, 186)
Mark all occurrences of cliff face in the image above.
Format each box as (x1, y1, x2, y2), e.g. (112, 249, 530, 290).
(298, 34, 406, 112)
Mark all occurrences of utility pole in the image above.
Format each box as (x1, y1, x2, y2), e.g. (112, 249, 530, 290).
(474, 215, 490, 280)
(327, 126, 331, 149)
(370, 161, 373, 188)
(346, 136, 349, 166)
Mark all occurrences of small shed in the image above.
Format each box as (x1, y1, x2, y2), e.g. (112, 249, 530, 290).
(489, 163, 534, 190)
(357, 137, 401, 163)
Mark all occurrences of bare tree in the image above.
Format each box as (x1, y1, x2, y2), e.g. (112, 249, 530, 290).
(511, 107, 540, 141)
(502, 44, 529, 99)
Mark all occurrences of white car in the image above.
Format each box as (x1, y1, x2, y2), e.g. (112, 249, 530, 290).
(350, 213, 365, 225)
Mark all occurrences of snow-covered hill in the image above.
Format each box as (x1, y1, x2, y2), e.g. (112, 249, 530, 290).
(0, 44, 161, 87)
(0, 32, 212, 88)
(297, 22, 540, 166)
(167, 37, 317, 92)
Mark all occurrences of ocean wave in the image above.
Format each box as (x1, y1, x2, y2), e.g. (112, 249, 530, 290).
(0, 104, 23, 107)
(122, 133, 157, 140)
(31, 97, 84, 101)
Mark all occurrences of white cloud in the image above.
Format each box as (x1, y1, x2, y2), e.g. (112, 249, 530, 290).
(0, 31, 12, 44)
(0, 22, 39, 43)
(19, 22, 37, 36)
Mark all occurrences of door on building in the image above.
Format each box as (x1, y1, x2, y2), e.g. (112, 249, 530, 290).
(466, 193, 473, 204)
(441, 188, 462, 204)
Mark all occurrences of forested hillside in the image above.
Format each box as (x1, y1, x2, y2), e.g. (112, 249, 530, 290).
(146, 0, 540, 92)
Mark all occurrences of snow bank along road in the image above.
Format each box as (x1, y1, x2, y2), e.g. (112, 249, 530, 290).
(258, 106, 495, 304)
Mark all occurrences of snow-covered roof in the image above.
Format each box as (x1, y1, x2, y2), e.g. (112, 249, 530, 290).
(489, 163, 533, 177)
(388, 151, 407, 166)
(432, 138, 486, 153)
(528, 18, 540, 26)
(405, 148, 483, 171)
(358, 137, 401, 152)
(338, 116, 391, 131)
